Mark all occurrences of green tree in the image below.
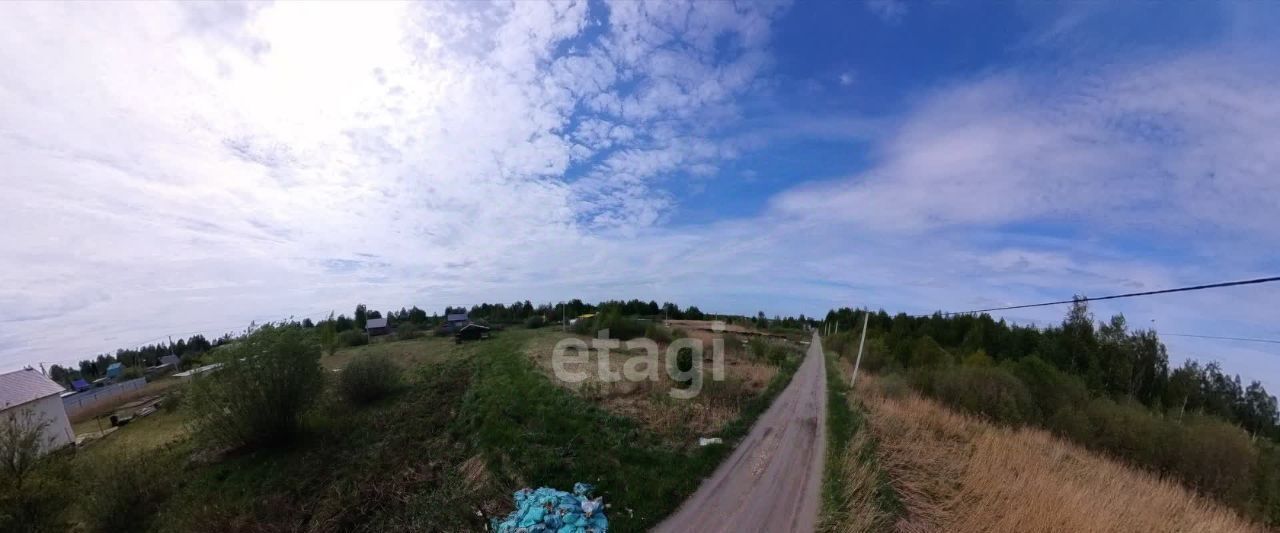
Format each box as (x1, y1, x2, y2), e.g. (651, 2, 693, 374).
(0, 408, 52, 490)
(354, 304, 368, 331)
(187, 326, 325, 448)
(318, 312, 338, 356)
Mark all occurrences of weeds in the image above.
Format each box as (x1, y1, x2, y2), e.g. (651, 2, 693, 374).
(338, 354, 402, 404)
(819, 351, 900, 533)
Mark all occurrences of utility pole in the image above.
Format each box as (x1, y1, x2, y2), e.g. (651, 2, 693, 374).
(851, 311, 869, 387)
(562, 302, 567, 332)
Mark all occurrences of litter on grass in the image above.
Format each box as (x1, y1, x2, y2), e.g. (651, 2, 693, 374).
(492, 482, 608, 533)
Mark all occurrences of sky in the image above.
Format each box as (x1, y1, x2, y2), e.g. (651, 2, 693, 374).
(1, 1, 1277, 390)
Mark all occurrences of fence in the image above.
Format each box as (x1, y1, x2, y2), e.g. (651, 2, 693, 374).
(63, 378, 147, 418)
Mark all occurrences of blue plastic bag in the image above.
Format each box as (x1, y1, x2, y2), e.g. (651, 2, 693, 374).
(492, 483, 609, 533)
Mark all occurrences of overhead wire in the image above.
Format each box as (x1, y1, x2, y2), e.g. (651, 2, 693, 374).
(927, 276, 1280, 317)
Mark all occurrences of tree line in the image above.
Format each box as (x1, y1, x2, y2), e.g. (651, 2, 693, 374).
(45, 298, 802, 387)
(823, 300, 1280, 525)
(822, 301, 1279, 440)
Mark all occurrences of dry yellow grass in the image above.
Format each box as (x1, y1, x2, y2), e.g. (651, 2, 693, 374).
(853, 373, 1265, 533)
(522, 329, 777, 444)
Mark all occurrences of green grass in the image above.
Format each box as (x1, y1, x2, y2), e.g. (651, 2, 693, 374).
(321, 335, 461, 371)
(819, 350, 901, 532)
(456, 331, 801, 531)
(37, 330, 803, 532)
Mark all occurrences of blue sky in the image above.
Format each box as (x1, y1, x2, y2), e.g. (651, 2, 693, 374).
(1, 1, 1277, 390)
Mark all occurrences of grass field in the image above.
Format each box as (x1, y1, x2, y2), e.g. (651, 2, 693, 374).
(46, 326, 801, 533)
(319, 334, 466, 371)
(522, 328, 782, 448)
(850, 370, 1266, 533)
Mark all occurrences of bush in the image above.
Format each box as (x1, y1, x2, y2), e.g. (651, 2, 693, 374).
(340, 355, 402, 405)
(187, 326, 325, 448)
(908, 336, 953, 369)
(396, 322, 421, 340)
(119, 366, 143, 381)
(0, 451, 71, 533)
(338, 329, 368, 347)
(580, 310, 646, 340)
(1007, 355, 1089, 422)
(644, 323, 673, 343)
(672, 347, 695, 389)
(1168, 415, 1256, 504)
(524, 315, 546, 329)
(932, 366, 1034, 425)
(80, 452, 178, 533)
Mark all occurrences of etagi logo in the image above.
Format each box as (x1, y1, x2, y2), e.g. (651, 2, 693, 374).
(550, 322, 727, 400)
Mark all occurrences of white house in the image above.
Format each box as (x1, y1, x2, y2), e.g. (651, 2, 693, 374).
(0, 369, 75, 453)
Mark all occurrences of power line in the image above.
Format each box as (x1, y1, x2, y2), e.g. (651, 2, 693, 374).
(932, 276, 1280, 317)
(1161, 333, 1280, 345)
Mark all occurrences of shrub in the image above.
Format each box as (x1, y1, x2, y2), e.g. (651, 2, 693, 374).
(1082, 397, 1162, 465)
(855, 337, 895, 374)
(338, 329, 368, 347)
(908, 336, 953, 369)
(0, 460, 71, 533)
(1007, 355, 1089, 422)
(340, 355, 402, 405)
(932, 366, 1034, 425)
(186, 326, 325, 448)
(0, 408, 53, 489)
(1166, 414, 1256, 505)
(524, 315, 546, 329)
(119, 366, 143, 381)
(876, 373, 910, 399)
(961, 349, 993, 367)
(672, 347, 695, 389)
(644, 323, 673, 343)
(80, 452, 178, 533)
(581, 310, 646, 340)
(396, 322, 421, 340)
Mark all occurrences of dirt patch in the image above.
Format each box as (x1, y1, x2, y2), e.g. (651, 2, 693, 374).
(523, 330, 779, 446)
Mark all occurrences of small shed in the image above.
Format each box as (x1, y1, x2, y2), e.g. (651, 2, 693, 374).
(0, 369, 75, 453)
(71, 378, 91, 392)
(366, 317, 391, 337)
(105, 362, 124, 380)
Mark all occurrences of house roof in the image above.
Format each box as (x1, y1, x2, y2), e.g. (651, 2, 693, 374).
(446, 313, 469, 322)
(366, 317, 388, 329)
(107, 362, 123, 371)
(71, 379, 90, 390)
(0, 369, 66, 410)
(458, 323, 491, 331)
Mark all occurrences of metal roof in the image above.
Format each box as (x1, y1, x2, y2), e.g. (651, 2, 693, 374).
(0, 369, 67, 410)
(446, 313, 469, 322)
(366, 317, 388, 329)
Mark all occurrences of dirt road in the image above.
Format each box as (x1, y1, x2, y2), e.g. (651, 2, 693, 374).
(654, 331, 828, 533)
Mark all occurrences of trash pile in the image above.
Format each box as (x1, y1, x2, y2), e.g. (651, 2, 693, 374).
(491, 482, 608, 533)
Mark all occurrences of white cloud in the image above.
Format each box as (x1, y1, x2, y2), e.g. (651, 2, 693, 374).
(0, 0, 788, 369)
(772, 52, 1280, 240)
(865, 0, 907, 23)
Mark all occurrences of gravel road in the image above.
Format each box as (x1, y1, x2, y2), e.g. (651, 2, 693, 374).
(654, 331, 828, 532)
